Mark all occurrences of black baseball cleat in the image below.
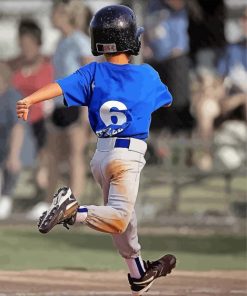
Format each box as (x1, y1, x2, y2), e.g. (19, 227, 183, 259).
(128, 254, 176, 296)
(38, 187, 79, 234)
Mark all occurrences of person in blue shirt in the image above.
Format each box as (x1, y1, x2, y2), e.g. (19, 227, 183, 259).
(145, 0, 194, 133)
(16, 5, 176, 295)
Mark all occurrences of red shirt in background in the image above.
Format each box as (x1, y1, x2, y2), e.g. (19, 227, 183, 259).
(12, 58, 54, 124)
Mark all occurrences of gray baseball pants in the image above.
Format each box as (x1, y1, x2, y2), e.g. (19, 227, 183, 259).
(85, 137, 147, 259)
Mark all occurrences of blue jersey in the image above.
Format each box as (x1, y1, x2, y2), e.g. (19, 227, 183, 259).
(57, 61, 172, 140)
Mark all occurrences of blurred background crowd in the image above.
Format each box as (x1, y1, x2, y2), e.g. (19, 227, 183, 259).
(0, 0, 246, 225)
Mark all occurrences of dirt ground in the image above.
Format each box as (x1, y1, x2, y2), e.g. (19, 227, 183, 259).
(0, 270, 246, 296)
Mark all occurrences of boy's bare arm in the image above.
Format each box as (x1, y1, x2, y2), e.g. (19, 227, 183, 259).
(16, 82, 62, 121)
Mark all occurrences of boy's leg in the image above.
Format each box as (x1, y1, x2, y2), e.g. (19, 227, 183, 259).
(38, 149, 145, 235)
(112, 210, 146, 279)
(82, 151, 145, 234)
(78, 152, 145, 279)
(78, 150, 176, 287)
(112, 210, 140, 259)
(81, 151, 145, 279)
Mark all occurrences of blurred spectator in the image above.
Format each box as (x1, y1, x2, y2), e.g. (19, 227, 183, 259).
(27, 0, 94, 219)
(217, 8, 247, 94)
(9, 19, 54, 201)
(191, 8, 247, 171)
(145, 0, 194, 133)
(0, 62, 24, 220)
(187, 0, 223, 171)
(191, 69, 224, 170)
(215, 8, 247, 169)
(188, 0, 226, 71)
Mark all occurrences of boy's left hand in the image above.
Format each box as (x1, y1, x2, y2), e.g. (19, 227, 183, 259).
(16, 99, 30, 121)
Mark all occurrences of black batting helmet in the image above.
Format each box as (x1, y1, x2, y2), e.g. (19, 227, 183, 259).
(90, 5, 144, 56)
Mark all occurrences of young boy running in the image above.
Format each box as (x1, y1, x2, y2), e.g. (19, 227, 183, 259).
(16, 5, 176, 295)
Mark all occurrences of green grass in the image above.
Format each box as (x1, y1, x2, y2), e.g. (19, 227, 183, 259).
(0, 226, 246, 271)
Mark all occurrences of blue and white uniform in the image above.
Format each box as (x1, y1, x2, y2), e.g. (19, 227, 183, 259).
(57, 61, 172, 139)
(57, 61, 172, 259)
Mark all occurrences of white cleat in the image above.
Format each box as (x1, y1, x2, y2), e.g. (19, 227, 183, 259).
(38, 187, 79, 234)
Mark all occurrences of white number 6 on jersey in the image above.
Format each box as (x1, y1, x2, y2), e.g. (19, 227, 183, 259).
(100, 100, 127, 126)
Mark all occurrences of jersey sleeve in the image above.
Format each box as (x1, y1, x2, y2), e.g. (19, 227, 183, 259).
(153, 77, 173, 111)
(56, 62, 95, 107)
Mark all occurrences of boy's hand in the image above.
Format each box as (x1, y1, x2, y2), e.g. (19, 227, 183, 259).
(16, 99, 30, 121)
(16, 83, 62, 120)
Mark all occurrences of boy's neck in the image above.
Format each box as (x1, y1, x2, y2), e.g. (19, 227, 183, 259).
(105, 53, 130, 64)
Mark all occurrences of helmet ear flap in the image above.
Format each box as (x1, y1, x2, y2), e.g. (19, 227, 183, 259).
(132, 26, 144, 55)
(136, 27, 144, 39)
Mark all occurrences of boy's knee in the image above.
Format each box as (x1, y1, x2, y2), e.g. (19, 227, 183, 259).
(113, 211, 131, 234)
(105, 203, 133, 233)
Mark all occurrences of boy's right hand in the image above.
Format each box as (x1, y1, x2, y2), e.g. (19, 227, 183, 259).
(16, 99, 30, 121)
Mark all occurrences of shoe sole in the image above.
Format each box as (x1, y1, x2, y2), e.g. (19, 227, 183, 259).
(131, 281, 154, 296)
(38, 201, 78, 234)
